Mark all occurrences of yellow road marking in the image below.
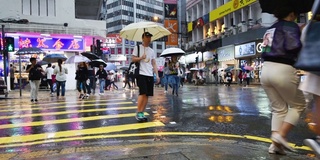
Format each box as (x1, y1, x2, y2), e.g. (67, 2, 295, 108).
(0, 132, 311, 151)
(0, 102, 132, 112)
(0, 98, 127, 108)
(0, 112, 147, 129)
(0, 122, 165, 145)
(0, 105, 136, 119)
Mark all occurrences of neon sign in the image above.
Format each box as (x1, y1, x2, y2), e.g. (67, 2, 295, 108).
(19, 37, 84, 51)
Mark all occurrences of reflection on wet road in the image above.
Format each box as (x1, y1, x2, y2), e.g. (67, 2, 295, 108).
(0, 84, 315, 159)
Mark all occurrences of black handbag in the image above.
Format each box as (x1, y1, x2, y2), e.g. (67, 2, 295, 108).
(128, 44, 140, 77)
(294, 0, 320, 73)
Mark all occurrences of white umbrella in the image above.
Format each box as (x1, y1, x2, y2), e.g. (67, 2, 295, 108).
(65, 55, 90, 64)
(160, 47, 185, 57)
(190, 68, 199, 71)
(120, 21, 171, 42)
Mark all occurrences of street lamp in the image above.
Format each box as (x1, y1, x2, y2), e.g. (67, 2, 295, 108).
(153, 16, 159, 22)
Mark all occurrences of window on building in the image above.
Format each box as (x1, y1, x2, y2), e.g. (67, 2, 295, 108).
(22, 0, 56, 16)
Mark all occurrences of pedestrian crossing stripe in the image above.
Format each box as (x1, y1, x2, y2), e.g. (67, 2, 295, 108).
(0, 98, 127, 108)
(0, 131, 311, 152)
(0, 101, 133, 113)
(0, 105, 138, 119)
(0, 112, 147, 129)
(0, 122, 165, 147)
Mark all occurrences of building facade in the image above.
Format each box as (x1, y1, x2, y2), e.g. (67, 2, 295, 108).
(0, 0, 106, 90)
(185, 0, 308, 83)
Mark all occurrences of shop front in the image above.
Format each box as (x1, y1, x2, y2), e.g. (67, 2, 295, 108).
(235, 40, 263, 83)
(6, 32, 90, 90)
(217, 45, 237, 82)
(202, 51, 215, 83)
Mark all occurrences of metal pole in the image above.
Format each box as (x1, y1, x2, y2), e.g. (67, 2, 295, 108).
(2, 25, 8, 86)
(92, 37, 96, 95)
(19, 55, 22, 96)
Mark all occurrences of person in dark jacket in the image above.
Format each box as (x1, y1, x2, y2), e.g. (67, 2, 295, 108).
(76, 62, 89, 99)
(95, 65, 107, 95)
(260, 6, 306, 154)
(123, 70, 131, 89)
(26, 58, 44, 102)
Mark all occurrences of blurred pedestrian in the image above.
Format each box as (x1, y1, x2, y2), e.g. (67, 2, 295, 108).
(10, 64, 16, 90)
(54, 59, 68, 98)
(132, 32, 159, 122)
(162, 61, 170, 93)
(260, 6, 306, 154)
(75, 62, 89, 99)
(238, 70, 243, 85)
(95, 65, 107, 95)
(26, 58, 44, 102)
(123, 70, 131, 89)
(225, 71, 232, 87)
(168, 55, 179, 96)
(45, 63, 54, 95)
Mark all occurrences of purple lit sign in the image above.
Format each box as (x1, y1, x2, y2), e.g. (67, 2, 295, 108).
(19, 37, 84, 51)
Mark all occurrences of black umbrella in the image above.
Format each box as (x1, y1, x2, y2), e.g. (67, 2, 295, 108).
(81, 51, 99, 60)
(89, 59, 107, 67)
(120, 66, 129, 70)
(259, 0, 314, 14)
(15, 47, 45, 55)
(42, 54, 67, 63)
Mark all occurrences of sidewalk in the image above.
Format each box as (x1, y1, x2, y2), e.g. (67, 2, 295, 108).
(6, 138, 315, 160)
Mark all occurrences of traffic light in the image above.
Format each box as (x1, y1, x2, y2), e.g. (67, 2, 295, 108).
(213, 54, 218, 62)
(5, 37, 14, 52)
(96, 39, 102, 56)
(195, 57, 199, 63)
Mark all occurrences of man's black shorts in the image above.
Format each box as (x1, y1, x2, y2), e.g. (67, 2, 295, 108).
(137, 75, 154, 96)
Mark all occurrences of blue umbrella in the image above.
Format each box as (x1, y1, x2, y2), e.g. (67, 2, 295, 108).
(105, 63, 117, 71)
(43, 54, 67, 63)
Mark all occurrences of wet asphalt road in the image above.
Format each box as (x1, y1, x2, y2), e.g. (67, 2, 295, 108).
(0, 83, 316, 159)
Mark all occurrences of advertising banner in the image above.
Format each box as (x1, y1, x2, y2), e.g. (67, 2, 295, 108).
(19, 37, 84, 51)
(234, 42, 256, 58)
(164, 3, 177, 18)
(209, 0, 257, 22)
(164, 19, 179, 46)
(217, 45, 235, 61)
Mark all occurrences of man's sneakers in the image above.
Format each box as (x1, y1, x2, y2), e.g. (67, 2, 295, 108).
(135, 112, 148, 122)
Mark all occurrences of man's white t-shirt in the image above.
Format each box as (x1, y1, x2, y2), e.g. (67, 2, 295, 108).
(132, 44, 156, 77)
(45, 67, 54, 79)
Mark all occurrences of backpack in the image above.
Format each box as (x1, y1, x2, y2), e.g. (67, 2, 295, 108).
(128, 44, 140, 77)
(28, 65, 43, 80)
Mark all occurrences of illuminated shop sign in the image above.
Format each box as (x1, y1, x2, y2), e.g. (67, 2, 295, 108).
(19, 37, 84, 51)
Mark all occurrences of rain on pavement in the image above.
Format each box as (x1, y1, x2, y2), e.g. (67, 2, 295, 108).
(0, 83, 317, 159)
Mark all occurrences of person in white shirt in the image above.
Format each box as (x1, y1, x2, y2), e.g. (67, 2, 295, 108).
(53, 59, 68, 98)
(45, 63, 54, 94)
(132, 32, 160, 122)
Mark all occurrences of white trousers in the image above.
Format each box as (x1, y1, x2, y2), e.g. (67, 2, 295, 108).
(29, 80, 40, 100)
(261, 62, 306, 131)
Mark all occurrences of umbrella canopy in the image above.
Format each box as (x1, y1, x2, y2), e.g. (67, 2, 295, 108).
(81, 51, 100, 60)
(105, 63, 117, 71)
(119, 66, 129, 70)
(259, 0, 314, 14)
(190, 68, 199, 71)
(120, 21, 171, 42)
(160, 47, 185, 57)
(65, 55, 90, 64)
(89, 59, 107, 67)
(37, 60, 49, 66)
(243, 66, 254, 71)
(224, 66, 234, 72)
(42, 54, 67, 63)
(15, 47, 45, 55)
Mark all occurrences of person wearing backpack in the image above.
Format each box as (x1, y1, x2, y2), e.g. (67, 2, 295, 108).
(26, 57, 44, 102)
(132, 32, 160, 122)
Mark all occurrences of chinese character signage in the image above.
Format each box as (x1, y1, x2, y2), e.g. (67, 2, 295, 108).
(164, 19, 178, 46)
(19, 37, 84, 51)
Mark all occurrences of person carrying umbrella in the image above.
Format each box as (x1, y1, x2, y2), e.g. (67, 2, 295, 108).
(54, 59, 68, 98)
(260, 6, 306, 154)
(132, 32, 160, 122)
(168, 55, 180, 95)
(26, 58, 45, 102)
